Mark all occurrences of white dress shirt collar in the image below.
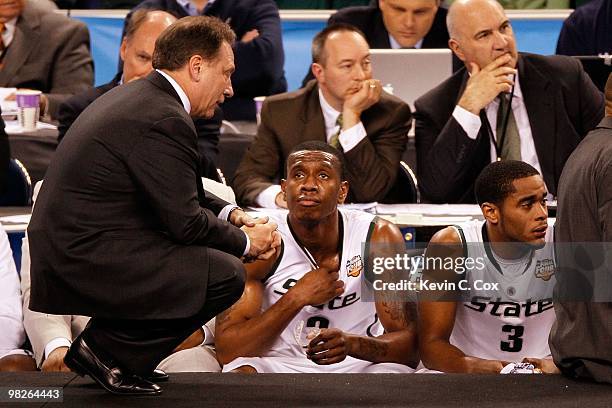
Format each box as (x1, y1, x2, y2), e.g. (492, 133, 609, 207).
(318, 89, 342, 140)
(1, 17, 18, 51)
(389, 34, 423, 49)
(176, 0, 215, 15)
(156, 69, 191, 114)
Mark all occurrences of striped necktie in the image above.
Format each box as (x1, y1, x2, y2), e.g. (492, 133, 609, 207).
(328, 114, 343, 149)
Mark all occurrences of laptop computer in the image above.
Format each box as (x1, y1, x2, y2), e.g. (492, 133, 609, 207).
(573, 55, 612, 92)
(370, 49, 453, 109)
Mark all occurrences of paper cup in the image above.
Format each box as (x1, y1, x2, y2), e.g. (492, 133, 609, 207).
(16, 90, 41, 131)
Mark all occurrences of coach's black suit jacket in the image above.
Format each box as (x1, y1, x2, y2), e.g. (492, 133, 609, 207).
(57, 73, 222, 180)
(28, 71, 247, 320)
(414, 53, 605, 203)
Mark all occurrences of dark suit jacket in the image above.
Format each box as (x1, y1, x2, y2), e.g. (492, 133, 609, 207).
(0, 0, 94, 119)
(234, 79, 411, 205)
(27, 71, 247, 320)
(57, 73, 222, 181)
(550, 116, 612, 384)
(128, 0, 287, 121)
(414, 53, 605, 204)
(0, 110, 10, 193)
(556, 0, 612, 56)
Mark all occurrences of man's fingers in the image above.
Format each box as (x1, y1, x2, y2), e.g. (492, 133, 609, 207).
(271, 230, 282, 248)
(308, 346, 345, 361)
(521, 357, 539, 366)
(251, 215, 269, 225)
(484, 54, 513, 71)
(240, 216, 256, 227)
(256, 247, 277, 261)
(308, 336, 345, 355)
(308, 348, 347, 365)
(312, 356, 346, 365)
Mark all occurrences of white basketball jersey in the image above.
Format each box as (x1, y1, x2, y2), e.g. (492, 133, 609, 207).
(449, 220, 556, 361)
(261, 210, 383, 358)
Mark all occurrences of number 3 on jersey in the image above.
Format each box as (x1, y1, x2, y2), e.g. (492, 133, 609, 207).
(500, 324, 524, 352)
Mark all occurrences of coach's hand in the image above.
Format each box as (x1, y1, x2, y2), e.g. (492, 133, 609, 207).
(230, 208, 268, 228)
(306, 328, 352, 365)
(458, 54, 517, 114)
(41, 347, 71, 372)
(290, 257, 343, 307)
(242, 221, 279, 260)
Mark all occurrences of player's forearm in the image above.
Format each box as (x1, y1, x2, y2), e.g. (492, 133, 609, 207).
(421, 339, 502, 373)
(215, 292, 304, 364)
(347, 331, 418, 367)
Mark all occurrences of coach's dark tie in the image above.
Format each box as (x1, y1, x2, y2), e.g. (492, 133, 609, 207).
(329, 113, 343, 149)
(496, 93, 521, 161)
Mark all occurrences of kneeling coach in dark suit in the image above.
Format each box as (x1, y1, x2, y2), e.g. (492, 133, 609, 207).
(27, 16, 279, 396)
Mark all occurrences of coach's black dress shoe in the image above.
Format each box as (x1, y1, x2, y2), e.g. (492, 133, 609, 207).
(64, 336, 162, 396)
(149, 369, 169, 382)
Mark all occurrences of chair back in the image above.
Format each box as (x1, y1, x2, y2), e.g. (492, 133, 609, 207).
(217, 133, 255, 189)
(380, 161, 420, 204)
(0, 159, 32, 206)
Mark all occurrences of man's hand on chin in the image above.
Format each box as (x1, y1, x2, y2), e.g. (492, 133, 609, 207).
(342, 79, 382, 129)
(458, 54, 517, 114)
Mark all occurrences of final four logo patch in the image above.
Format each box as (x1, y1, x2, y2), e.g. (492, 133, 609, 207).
(346, 255, 363, 278)
(535, 259, 555, 281)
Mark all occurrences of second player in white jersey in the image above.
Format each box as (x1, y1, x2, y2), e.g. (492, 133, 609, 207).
(418, 160, 559, 374)
(449, 220, 556, 362)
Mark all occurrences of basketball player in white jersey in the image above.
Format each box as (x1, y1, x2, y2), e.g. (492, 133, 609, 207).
(418, 161, 559, 374)
(215, 141, 418, 373)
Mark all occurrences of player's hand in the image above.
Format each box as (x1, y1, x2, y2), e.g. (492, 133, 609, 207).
(290, 256, 343, 307)
(342, 79, 382, 128)
(522, 357, 560, 374)
(465, 357, 507, 373)
(41, 347, 71, 372)
(306, 328, 352, 365)
(242, 221, 279, 259)
(457, 54, 517, 114)
(230, 208, 268, 228)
